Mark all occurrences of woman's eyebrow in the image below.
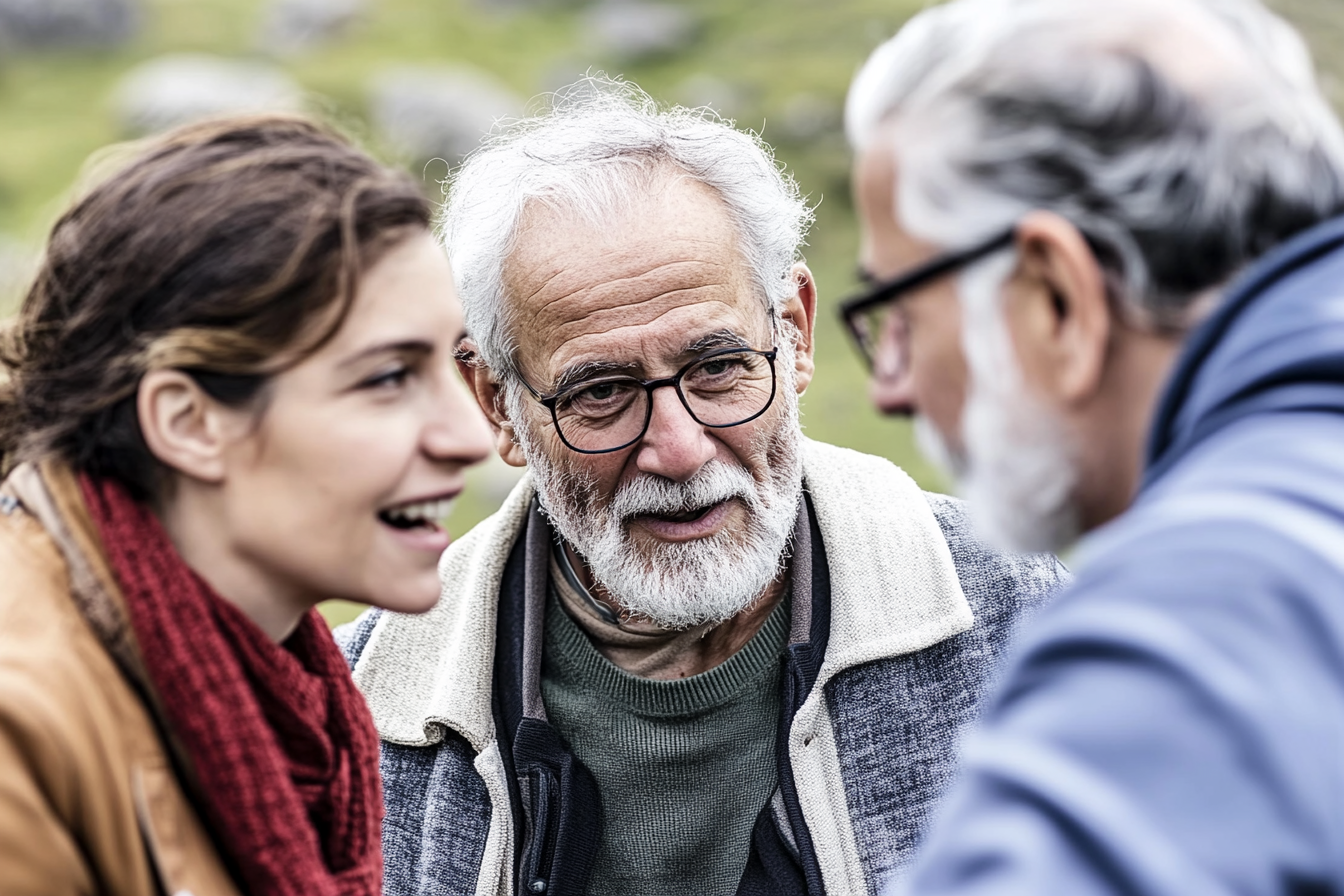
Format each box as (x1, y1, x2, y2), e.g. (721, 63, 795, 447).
(337, 340, 434, 369)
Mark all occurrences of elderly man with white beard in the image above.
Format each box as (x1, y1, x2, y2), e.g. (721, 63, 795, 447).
(338, 77, 1066, 896)
(844, 0, 1344, 894)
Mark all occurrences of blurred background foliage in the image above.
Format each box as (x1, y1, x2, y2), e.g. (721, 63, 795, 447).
(0, 0, 1338, 625)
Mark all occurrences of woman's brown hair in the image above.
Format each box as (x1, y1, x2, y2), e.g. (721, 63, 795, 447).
(0, 114, 431, 500)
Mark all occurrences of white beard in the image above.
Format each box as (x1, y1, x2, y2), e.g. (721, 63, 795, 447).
(509, 337, 804, 629)
(917, 255, 1081, 554)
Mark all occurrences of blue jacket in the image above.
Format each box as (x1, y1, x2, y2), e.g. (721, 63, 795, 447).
(893, 215, 1344, 895)
(341, 439, 1067, 896)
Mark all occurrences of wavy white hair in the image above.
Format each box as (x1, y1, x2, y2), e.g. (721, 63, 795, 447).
(846, 0, 1344, 325)
(444, 75, 814, 379)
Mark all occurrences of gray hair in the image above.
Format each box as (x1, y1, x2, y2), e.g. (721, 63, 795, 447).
(846, 0, 1344, 326)
(444, 75, 814, 376)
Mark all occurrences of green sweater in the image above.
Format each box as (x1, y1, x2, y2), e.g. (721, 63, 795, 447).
(540, 588, 791, 896)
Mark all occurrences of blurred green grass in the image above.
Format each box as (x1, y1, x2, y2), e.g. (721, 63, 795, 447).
(0, 0, 1336, 627)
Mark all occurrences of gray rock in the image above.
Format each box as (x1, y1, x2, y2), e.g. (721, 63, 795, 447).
(465, 0, 560, 13)
(369, 66, 523, 167)
(777, 92, 841, 142)
(112, 54, 304, 136)
(581, 1, 699, 62)
(259, 0, 363, 54)
(536, 59, 597, 95)
(0, 0, 138, 49)
(674, 74, 748, 120)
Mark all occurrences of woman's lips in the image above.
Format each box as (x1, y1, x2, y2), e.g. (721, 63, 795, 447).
(380, 517, 453, 553)
(630, 499, 735, 542)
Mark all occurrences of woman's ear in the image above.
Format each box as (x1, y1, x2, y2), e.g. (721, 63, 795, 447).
(457, 349, 528, 468)
(781, 262, 818, 395)
(137, 370, 237, 483)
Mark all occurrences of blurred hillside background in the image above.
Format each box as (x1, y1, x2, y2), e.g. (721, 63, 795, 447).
(0, 0, 1339, 624)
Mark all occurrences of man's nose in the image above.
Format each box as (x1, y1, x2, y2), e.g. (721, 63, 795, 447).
(634, 386, 717, 482)
(867, 309, 918, 415)
(869, 362, 917, 416)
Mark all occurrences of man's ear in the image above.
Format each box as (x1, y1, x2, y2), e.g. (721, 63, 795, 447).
(457, 349, 528, 467)
(137, 370, 237, 484)
(1008, 211, 1111, 407)
(780, 262, 818, 395)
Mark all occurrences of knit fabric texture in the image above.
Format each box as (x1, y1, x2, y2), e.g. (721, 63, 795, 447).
(80, 473, 384, 896)
(540, 585, 791, 896)
(342, 438, 1071, 896)
(828, 492, 1060, 891)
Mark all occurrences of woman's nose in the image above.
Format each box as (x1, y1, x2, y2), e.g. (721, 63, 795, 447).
(425, 373, 494, 467)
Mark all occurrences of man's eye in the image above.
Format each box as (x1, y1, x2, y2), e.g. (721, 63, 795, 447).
(563, 380, 638, 417)
(581, 381, 620, 401)
(686, 355, 750, 388)
(699, 358, 739, 377)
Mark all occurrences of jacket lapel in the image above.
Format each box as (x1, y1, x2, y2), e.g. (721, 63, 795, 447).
(354, 475, 536, 751)
(801, 438, 972, 689)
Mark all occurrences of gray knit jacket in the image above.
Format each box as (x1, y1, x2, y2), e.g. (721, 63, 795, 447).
(339, 438, 1068, 896)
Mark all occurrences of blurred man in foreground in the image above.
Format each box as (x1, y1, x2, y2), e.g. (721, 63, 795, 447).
(843, 0, 1344, 892)
(341, 78, 1066, 896)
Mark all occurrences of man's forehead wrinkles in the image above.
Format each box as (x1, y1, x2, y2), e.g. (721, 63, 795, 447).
(535, 257, 732, 302)
(516, 274, 580, 335)
(553, 298, 731, 356)
(547, 284, 726, 341)
(512, 257, 734, 335)
(541, 301, 746, 383)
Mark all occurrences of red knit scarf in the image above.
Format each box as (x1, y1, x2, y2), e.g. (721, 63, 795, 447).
(79, 475, 383, 896)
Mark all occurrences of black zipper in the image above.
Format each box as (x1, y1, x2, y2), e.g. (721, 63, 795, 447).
(520, 765, 558, 894)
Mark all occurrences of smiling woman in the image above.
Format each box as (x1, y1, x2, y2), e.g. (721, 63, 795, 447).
(0, 115, 491, 896)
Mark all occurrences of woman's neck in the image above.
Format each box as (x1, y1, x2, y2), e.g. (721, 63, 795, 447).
(157, 485, 311, 642)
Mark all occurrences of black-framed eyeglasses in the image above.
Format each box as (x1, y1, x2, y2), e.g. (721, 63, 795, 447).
(838, 227, 1017, 374)
(515, 345, 780, 454)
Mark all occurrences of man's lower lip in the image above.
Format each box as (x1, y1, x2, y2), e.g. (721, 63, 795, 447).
(631, 500, 734, 541)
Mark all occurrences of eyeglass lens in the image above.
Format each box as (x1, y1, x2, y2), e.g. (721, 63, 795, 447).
(551, 350, 776, 453)
(853, 303, 909, 380)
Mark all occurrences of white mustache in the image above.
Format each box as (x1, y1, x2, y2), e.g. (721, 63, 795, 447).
(611, 461, 758, 520)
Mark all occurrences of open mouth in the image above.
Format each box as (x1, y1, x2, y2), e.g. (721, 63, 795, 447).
(648, 502, 719, 525)
(378, 497, 455, 532)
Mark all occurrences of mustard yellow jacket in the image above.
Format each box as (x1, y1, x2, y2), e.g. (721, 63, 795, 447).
(0, 463, 239, 896)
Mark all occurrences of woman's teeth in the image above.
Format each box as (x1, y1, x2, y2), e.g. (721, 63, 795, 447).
(381, 498, 455, 529)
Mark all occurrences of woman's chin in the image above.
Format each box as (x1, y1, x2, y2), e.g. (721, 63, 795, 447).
(365, 569, 443, 616)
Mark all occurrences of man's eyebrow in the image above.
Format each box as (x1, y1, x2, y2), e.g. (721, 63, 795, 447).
(338, 339, 434, 368)
(857, 266, 883, 288)
(550, 330, 751, 393)
(553, 359, 641, 393)
(683, 329, 751, 354)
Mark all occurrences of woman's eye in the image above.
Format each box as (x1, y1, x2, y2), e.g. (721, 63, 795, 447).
(362, 366, 410, 390)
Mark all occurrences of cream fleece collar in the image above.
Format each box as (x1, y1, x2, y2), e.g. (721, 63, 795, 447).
(351, 438, 972, 750)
